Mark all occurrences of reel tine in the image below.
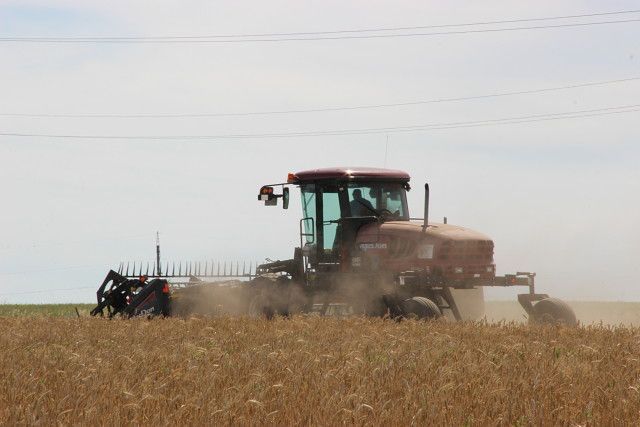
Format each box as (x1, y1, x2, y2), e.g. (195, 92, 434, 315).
(117, 262, 122, 275)
(146, 261, 150, 276)
(125, 262, 130, 276)
(224, 261, 227, 276)
(217, 261, 220, 276)
(152, 263, 156, 277)
(179, 261, 182, 277)
(172, 262, 176, 277)
(242, 261, 246, 276)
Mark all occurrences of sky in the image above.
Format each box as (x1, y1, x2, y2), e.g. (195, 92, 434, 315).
(0, 1, 639, 304)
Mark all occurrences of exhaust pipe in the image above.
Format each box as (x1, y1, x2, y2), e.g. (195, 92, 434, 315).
(423, 183, 429, 231)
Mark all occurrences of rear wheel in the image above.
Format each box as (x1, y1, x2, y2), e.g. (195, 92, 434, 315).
(401, 297, 441, 320)
(530, 298, 577, 326)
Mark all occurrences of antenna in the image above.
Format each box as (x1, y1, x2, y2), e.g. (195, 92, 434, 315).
(156, 231, 161, 277)
(384, 134, 389, 167)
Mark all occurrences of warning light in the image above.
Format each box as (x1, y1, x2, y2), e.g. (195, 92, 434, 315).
(287, 173, 297, 183)
(162, 283, 170, 294)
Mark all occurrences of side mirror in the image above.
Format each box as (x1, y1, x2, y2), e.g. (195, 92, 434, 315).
(258, 185, 289, 208)
(258, 186, 277, 206)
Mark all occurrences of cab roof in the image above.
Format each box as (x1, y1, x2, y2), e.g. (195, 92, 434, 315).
(289, 167, 410, 183)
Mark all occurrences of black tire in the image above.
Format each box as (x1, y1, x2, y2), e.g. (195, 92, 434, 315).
(530, 298, 577, 326)
(401, 296, 442, 320)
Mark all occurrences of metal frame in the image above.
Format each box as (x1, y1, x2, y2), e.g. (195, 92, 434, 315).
(112, 260, 257, 287)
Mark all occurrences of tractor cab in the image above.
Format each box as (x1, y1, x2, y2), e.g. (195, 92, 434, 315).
(258, 167, 412, 271)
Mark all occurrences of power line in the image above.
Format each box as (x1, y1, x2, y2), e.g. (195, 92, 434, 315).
(0, 286, 94, 296)
(2, 17, 640, 43)
(1, 9, 639, 42)
(2, 76, 639, 119)
(1, 104, 638, 141)
(0, 265, 103, 276)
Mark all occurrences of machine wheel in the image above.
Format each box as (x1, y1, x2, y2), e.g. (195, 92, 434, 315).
(530, 298, 577, 326)
(401, 296, 442, 320)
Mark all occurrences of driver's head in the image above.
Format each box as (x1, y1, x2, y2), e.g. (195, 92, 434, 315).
(353, 189, 362, 199)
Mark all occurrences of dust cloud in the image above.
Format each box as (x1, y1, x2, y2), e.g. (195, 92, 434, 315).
(170, 277, 640, 326)
(171, 280, 250, 316)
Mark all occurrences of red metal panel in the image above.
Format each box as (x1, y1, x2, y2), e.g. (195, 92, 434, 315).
(290, 167, 410, 183)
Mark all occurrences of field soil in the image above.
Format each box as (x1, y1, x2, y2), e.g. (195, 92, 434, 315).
(2, 315, 640, 425)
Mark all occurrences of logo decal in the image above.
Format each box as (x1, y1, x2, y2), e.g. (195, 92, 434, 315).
(359, 243, 388, 251)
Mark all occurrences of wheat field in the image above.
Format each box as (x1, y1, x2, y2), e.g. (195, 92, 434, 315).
(2, 315, 640, 425)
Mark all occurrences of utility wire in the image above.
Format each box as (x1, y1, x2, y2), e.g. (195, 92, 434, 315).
(1, 9, 639, 42)
(2, 18, 640, 43)
(0, 265, 104, 276)
(2, 76, 639, 119)
(0, 286, 95, 296)
(1, 104, 638, 141)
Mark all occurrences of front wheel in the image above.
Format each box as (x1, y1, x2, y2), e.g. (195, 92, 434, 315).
(530, 298, 577, 326)
(401, 297, 442, 320)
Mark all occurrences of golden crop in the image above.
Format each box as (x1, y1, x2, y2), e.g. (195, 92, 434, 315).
(1, 316, 639, 425)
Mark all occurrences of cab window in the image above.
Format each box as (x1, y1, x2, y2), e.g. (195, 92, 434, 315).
(347, 182, 408, 219)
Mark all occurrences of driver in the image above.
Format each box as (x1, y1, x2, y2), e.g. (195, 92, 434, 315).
(350, 189, 375, 216)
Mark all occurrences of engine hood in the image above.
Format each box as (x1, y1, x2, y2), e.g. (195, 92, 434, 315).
(353, 220, 495, 278)
(358, 220, 492, 243)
